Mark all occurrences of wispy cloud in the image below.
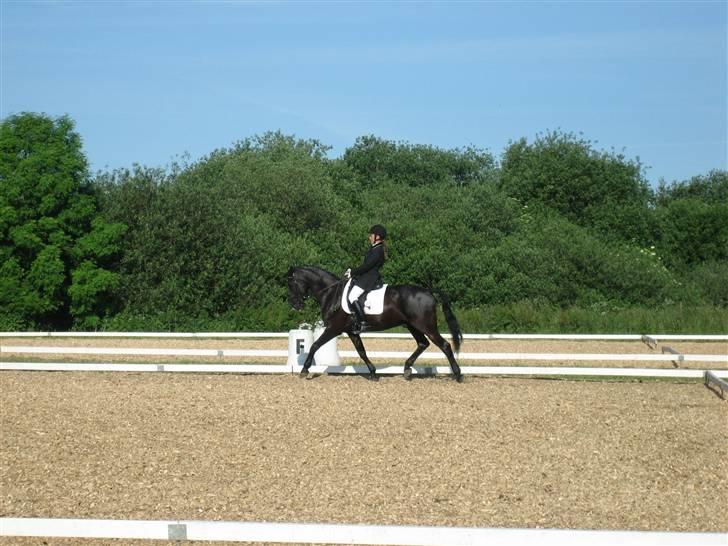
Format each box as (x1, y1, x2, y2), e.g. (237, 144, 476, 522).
(289, 27, 724, 65)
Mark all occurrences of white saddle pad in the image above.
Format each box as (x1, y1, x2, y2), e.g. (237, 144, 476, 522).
(341, 280, 387, 315)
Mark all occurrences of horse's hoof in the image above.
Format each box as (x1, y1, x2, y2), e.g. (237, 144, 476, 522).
(299, 369, 309, 379)
(368, 373, 379, 382)
(403, 368, 412, 381)
(454, 373, 465, 383)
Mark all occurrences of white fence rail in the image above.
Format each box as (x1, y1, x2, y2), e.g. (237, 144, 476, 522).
(2, 331, 725, 379)
(1, 346, 288, 358)
(1, 331, 727, 341)
(3, 362, 728, 380)
(704, 370, 728, 399)
(2, 331, 727, 379)
(3, 345, 727, 363)
(0, 331, 289, 338)
(1, 517, 725, 546)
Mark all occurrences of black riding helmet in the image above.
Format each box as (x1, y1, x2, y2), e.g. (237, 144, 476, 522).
(369, 224, 387, 240)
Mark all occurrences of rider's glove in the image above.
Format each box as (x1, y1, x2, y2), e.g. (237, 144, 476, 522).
(344, 268, 351, 279)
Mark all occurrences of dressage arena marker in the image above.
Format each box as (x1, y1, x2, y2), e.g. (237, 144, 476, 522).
(1, 517, 726, 545)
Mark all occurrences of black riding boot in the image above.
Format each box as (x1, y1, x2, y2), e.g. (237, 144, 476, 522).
(351, 299, 367, 334)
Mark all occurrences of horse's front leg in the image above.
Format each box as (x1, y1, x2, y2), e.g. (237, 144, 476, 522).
(300, 326, 341, 378)
(404, 326, 430, 380)
(348, 333, 376, 379)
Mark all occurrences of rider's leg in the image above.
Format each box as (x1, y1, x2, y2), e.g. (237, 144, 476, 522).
(351, 292, 368, 334)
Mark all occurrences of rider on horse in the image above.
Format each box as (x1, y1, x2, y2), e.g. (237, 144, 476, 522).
(345, 224, 387, 334)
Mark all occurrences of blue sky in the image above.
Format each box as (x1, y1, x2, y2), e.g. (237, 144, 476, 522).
(2, 1, 726, 185)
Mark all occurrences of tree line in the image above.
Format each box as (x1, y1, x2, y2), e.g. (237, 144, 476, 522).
(2, 112, 726, 332)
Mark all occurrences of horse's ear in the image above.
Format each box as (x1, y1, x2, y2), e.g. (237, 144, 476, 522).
(286, 266, 296, 277)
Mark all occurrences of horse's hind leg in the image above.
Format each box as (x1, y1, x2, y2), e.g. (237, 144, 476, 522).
(404, 326, 430, 380)
(426, 331, 463, 382)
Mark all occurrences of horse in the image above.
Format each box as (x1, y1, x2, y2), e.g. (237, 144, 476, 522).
(286, 266, 463, 381)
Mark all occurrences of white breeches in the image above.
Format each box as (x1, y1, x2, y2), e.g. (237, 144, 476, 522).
(348, 284, 365, 303)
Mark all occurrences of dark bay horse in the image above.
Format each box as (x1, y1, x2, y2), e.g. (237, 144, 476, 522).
(287, 266, 463, 381)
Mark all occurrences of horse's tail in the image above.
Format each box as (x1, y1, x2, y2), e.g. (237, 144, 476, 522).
(434, 290, 463, 353)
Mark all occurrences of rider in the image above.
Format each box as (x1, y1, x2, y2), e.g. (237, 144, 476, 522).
(345, 224, 387, 334)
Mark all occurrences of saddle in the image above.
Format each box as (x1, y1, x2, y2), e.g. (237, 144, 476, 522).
(341, 279, 387, 315)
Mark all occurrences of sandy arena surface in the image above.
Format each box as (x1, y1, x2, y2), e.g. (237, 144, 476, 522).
(1, 367, 727, 545)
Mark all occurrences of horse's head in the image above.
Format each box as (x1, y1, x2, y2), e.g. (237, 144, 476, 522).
(287, 266, 309, 311)
(287, 265, 339, 312)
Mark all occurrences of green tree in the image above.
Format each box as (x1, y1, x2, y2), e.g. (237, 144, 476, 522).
(94, 133, 336, 330)
(84, 128, 724, 332)
(655, 170, 728, 205)
(653, 171, 728, 270)
(655, 198, 728, 268)
(0, 112, 126, 329)
(343, 135, 496, 187)
(499, 130, 652, 243)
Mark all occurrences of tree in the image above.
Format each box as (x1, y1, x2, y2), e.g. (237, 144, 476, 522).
(343, 135, 496, 187)
(653, 171, 728, 269)
(499, 130, 652, 243)
(0, 112, 126, 329)
(655, 198, 728, 268)
(655, 170, 728, 206)
(92, 133, 337, 330)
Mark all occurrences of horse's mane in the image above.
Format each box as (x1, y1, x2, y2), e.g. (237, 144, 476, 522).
(289, 265, 339, 283)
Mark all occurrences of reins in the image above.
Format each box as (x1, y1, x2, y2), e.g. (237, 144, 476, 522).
(314, 279, 344, 297)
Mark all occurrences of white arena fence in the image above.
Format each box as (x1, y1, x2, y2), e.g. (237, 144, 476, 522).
(2, 331, 727, 340)
(1, 517, 726, 546)
(1, 331, 726, 380)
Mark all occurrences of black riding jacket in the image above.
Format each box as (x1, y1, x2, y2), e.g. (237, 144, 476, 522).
(352, 242, 385, 291)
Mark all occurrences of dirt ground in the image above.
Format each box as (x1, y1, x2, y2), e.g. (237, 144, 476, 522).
(1, 367, 727, 545)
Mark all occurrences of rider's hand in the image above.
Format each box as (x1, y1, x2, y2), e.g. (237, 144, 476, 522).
(344, 268, 351, 279)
